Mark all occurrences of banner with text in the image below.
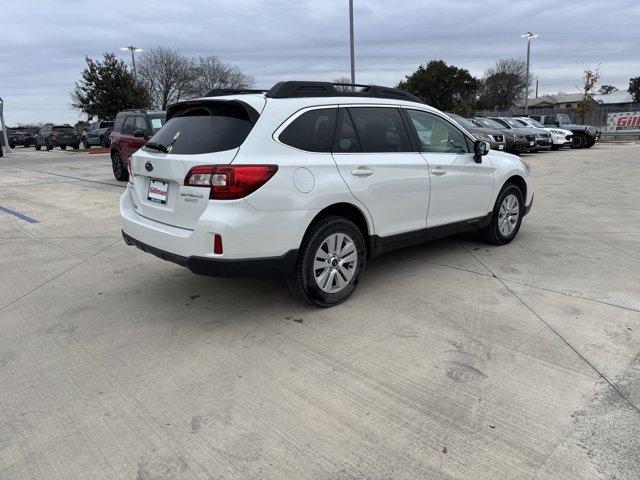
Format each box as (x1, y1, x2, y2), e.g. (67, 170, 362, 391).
(607, 111, 640, 133)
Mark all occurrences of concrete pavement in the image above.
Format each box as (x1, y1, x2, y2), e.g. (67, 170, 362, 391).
(0, 145, 639, 479)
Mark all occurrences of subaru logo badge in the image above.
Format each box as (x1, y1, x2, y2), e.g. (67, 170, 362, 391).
(145, 161, 154, 172)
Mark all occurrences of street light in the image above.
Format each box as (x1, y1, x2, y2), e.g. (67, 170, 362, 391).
(121, 46, 143, 80)
(349, 0, 355, 85)
(521, 32, 537, 114)
(0, 96, 11, 154)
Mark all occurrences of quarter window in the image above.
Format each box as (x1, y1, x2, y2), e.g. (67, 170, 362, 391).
(407, 110, 470, 154)
(279, 108, 337, 153)
(348, 107, 412, 153)
(113, 116, 125, 133)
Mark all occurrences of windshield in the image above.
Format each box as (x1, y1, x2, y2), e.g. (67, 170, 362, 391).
(53, 126, 74, 132)
(524, 118, 545, 128)
(558, 114, 572, 124)
(445, 113, 477, 130)
(474, 118, 504, 130)
(503, 118, 525, 128)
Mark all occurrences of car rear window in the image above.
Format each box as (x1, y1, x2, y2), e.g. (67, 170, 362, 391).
(279, 108, 337, 152)
(148, 114, 166, 133)
(147, 104, 250, 154)
(53, 126, 74, 132)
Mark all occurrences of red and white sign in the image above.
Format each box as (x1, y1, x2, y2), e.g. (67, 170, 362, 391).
(607, 111, 640, 133)
(147, 179, 169, 204)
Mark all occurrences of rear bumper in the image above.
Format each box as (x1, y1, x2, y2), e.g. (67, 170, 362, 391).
(123, 230, 298, 277)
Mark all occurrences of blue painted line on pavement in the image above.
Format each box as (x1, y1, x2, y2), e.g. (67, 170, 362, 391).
(0, 204, 38, 224)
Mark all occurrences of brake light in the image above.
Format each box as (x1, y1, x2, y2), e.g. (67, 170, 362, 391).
(184, 165, 278, 200)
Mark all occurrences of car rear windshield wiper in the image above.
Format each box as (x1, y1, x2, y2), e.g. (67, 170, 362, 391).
(143, 141, 168, 153)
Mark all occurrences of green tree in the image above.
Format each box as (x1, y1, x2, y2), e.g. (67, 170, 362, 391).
(71, 53, 150, 120)
(629, 77, 640, 103)
(598, 84, 617, 95)
(397, 60, 480, 113)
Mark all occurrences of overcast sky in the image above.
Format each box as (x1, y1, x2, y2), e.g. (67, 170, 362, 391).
(1, 0, 638, 125)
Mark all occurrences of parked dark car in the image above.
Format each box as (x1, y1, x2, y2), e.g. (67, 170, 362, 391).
(109, 109, 166, 181)
(527, 114, 599, 148)
(471, 117, 534, 154)
(82, 120, 114, 148)
(33, 124, 80, 151)
(8, 130, 34, 148)
(490, 117, 551, 152)
(445, 113, 506, 151)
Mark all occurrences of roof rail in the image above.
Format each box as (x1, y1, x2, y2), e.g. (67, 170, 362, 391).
(265, 81, 423, 103)
(205, 88, 269, 97)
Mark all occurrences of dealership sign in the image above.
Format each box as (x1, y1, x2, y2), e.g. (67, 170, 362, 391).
(607, 111, 640, 133)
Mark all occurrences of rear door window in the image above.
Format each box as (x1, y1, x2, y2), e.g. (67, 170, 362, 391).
(347, 107, 412, 153)
(279, 108, 337, 152)
(123, 117, 135, 135)
(148, 103, 253, 154)
(134, 117, 148, 134)
(113, 116, 125, 133)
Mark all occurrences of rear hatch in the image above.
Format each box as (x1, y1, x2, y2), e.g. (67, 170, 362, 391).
(129, 99, 262, 230)
(52, 126, 77, 143)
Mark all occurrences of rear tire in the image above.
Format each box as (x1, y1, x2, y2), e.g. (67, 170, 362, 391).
(60, 145, 67, 150)
(45, 140, 53, 151)
(480, 184, 524, 246)
(82, 138, 90, 149)
(35, 142, 41, 151)
(111, 151, 129, 181)
(287, 216, 366, 307)
(72, 143, 80, 150)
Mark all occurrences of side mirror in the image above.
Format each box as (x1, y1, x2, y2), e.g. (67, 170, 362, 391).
(473, 140, 490, 163)
(133, 129, 146, 138)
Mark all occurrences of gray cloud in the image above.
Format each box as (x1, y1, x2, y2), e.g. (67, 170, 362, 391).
(1, 0, 638, 124)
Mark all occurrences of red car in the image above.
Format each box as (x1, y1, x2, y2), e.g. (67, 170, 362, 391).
(109, 109, 166, 181)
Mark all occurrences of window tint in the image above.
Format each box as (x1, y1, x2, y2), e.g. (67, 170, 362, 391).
(489, 118, 510, 128)
(407, 110, 470, 154)
(147, 103, 253, 155)
(333, 109, 360, 153)
(279, 108, 337, 153)
(134, 116, 148, 134)
(113, 116, 125, 133)
(348, 107, 412, 153)
(123, 117, 135, 135)
(543, 116, 557, 125)
(474, 118, 505, 130)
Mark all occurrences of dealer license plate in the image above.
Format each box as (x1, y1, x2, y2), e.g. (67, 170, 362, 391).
(147, 179, 169, 204)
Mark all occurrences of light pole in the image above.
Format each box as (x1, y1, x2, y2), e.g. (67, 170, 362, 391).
(0, 97, 11, 154)
(349, 0, 355, 85)
(521, 32, 537, 114)
(121, 46, 143, 80)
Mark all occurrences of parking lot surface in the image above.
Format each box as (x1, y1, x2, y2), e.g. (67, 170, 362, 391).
(1, 144, 639, 479)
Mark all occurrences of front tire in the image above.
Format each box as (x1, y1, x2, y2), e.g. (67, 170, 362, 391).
(60, 145, 67, 150)
(111, 151, 129, 181)
(480, 184, 524, 245)
(572, 132, 587, 149)
(45, 140, 53, 151)
(82, 138, 90, 149)
(287, 216, 366, 307)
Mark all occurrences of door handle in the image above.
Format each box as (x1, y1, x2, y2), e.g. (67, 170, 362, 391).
(351, 166, 374, 177)
(431, 168, 447, 176)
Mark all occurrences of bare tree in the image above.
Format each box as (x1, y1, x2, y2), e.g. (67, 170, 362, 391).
(573, 65, 601, 123)
(333, 76, 353, 91)
(478, 58, 533, 109)
(188, 56, 254, 97)
(137, 47, 196, 109)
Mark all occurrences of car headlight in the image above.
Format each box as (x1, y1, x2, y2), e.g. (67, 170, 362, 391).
(474, 133, 491, 141)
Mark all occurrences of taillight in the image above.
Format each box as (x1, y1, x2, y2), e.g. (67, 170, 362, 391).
(184, 165, 278, 200)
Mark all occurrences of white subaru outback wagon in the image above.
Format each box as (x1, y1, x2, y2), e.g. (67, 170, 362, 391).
(120, 81, 533, 306)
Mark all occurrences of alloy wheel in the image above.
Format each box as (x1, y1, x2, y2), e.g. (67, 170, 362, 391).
(498, 194, 520, 237)
(313, 233, 358, 293)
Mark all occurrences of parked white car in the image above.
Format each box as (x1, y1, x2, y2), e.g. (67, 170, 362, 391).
(514, 117, 573, 150)
(120, 82, 534, 306)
